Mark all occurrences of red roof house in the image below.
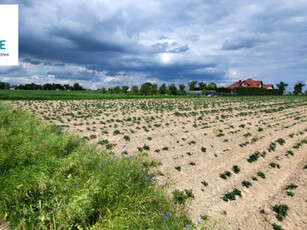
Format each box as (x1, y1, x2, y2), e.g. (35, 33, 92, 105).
(227, 78, 274, 90)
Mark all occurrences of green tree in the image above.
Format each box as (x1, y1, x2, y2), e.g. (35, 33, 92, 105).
(188, 80, 197, 91)
(122, 86, 129, 93)
(168, 84, 178, 95)
(101, 87, 107, 94)
(207, 82, 217, 90)
(198, 82, 206, 90)
(0, 82, 10, 89)
(140, 82, 152, 95)
(276, 81, 288, 93)
(159, 84, 168, 95)
(131, 85, 138, 95)
(179, 84, 186, 94)
(108, 87, 114, 94)
(151, 83, 158, 95)
(43, 83, 52, 90)
(113, 86, 121, 94)
(73, 83, 83, 91)
(293, 81, 305, 95)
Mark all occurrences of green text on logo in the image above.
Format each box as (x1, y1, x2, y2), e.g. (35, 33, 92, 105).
(0, 40, 6, 50)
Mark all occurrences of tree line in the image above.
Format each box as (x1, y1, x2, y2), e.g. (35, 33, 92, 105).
(0, 80, 305, 95)
(102, 81, 218, 95)
(0, 82, 84, 91)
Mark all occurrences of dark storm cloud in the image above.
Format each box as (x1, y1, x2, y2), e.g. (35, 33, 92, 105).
(48, 70, 101, 82)
(222, 34, 268, 50)
(0, 0, 306, 88)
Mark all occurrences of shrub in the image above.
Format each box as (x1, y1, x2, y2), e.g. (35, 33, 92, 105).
(273, 204, 289, 221)
(201, 147, 206, 152)
(143, 144, 150, 150)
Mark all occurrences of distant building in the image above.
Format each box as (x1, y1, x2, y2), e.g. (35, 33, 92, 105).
(227, 78, 274, 90)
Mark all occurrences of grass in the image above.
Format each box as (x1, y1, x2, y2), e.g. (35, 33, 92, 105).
(0, 90, 207, 100)
(172, 189, 194, 205)
(0, 103, 192, 229)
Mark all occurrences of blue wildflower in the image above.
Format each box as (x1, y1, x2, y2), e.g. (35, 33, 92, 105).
(123, 145, 126, 147)
(103, 165, 106, 168)
(167, 211, 171, 215)
(163, 216, 168, 220)
(185, 225, 190, 228)
(197, 221, 201, 224)
(147, 178, 150, 181)
(104, 159, 107, 162)
(77, 184, 80, 187)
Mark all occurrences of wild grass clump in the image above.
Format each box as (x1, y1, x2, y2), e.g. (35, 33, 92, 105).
(0, 104, 191, 229)
(172, 189, 194, 205)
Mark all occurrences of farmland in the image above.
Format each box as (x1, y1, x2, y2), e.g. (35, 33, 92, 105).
(2, 96, 307, 229)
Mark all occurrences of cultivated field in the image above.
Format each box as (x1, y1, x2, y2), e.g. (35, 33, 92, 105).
(4, 96, 307, 229)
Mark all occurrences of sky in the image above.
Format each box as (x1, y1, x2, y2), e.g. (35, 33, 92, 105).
(0, 0, 306, 91)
